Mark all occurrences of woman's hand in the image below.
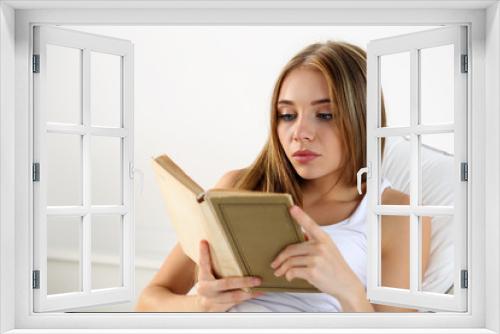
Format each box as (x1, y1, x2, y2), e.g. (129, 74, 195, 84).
(270, 205, 364, 302)
(195, 240, 264, 312)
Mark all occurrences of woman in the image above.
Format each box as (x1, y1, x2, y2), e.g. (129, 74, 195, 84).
(136, 41, 431, 312)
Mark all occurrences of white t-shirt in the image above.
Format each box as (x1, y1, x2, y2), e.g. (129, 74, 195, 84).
(228, 178, 392, 312)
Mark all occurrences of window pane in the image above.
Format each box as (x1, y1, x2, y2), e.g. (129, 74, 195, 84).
(420, 44, 454, 125)
(92, 214, 123, 289)
(46, 44, 82, 124)
(380, 136, 411, 205)
(419, 133, 455, 206)
(91, 52, 122, 128)
(47, 215, 82, 294)
(380, 52, 410, 128)
(380, 215, 410, 290)
(47, 133, 82, 206)
(421, 215, 454, 295)
(421, 132, 454, 155)
(91, 136, 122, 205)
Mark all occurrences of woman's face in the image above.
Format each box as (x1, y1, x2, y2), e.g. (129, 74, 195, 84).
(276, 66, 343, 181)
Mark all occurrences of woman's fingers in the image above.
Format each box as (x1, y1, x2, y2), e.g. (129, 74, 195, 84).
(270, 242, 316, 269)
(199, 290, 265, 311)
(210, 289, 265, 305)
(196, 240, 264, 311)
(283, 266, 313, 283)
(273, 255, 315, 277)
(197, 276, 262, 297)
(290, 205, 328, 242)
(213, 276, 262, 292)
(197, 240, 215, 281)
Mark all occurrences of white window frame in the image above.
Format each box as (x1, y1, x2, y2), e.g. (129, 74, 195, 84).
(0, 1, 498, 333)
(366, 25, 468, 312)
(32, 25, 135, 312)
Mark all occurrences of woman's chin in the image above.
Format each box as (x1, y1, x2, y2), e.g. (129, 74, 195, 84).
(295, 168, 322, 180)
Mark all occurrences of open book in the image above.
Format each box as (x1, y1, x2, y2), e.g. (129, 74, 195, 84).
(151, 154, 319, 293)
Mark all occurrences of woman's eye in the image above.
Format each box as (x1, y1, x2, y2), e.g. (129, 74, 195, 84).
(278, 114, 296, 121)
(317, 113, 333, 120)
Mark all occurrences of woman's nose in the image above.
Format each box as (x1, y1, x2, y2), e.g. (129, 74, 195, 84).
(292, 115, 315, 142)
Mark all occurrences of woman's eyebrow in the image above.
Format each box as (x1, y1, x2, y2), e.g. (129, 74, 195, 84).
(277, 100, 294, 106)
(277, 98, 331, 106)
(311, 98, 331, 106)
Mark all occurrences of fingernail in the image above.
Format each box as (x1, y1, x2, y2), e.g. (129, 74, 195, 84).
(253, 278, 261, 285)
(270, 262, 275, 269)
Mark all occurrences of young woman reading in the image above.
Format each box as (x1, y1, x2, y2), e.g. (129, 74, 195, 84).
(136, 41, 431, 312)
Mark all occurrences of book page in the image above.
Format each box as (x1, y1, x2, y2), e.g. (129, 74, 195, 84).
(153, 155, 204, 196)
(151, 158, 207, 263)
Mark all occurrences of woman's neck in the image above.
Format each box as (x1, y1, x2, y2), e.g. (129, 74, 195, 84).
(301, 173, 364, 208)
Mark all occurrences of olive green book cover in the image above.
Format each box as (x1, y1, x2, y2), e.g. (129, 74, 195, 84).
(151, 154, 319, 292)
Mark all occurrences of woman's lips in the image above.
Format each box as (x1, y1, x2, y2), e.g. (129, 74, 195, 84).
(293, 155, 319, 164)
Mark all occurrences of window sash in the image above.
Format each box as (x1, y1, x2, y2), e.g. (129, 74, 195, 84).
(32, 26, 135, 312)
(366, 25, 468, 312)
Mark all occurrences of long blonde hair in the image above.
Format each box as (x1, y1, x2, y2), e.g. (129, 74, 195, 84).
(234, 41, 386, 206)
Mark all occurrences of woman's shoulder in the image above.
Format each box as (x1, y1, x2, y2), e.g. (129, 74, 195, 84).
(214, 168, 248, 189)
(380, 187, 410, 206)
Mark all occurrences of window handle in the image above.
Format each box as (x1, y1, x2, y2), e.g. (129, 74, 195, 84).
(356, 162, 371, 195)
(129, 162, 144, 195)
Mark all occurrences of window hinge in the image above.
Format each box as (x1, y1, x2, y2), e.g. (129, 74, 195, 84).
(32, 270, 40, 289)
(461, 269, 468, 289)
(33, 163, 40, 182)
(32, 55, 40, 73)
(461, 54, 468, 73)
(461, 162, 468, 182)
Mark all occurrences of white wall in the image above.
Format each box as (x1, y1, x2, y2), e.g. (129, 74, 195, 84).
(45, 25, 447, 311)
(485, 4, 500, 331)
